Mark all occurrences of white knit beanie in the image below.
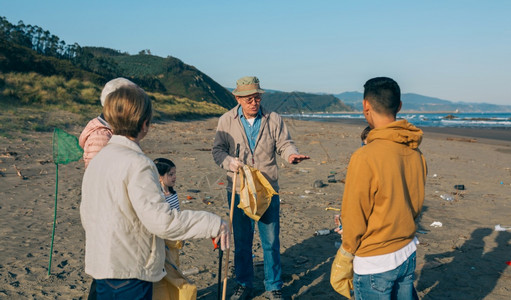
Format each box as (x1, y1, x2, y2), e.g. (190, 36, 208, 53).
(100, 77, 137, 106)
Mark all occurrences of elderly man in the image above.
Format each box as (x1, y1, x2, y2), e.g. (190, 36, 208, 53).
(213, 76, 309, 300)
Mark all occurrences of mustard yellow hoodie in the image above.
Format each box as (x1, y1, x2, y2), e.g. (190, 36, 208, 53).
(341, 119, 427, 257)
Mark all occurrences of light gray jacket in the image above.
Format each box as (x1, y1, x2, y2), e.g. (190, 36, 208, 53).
(212, 105, 299, 192)
(81, 135, 222, 282)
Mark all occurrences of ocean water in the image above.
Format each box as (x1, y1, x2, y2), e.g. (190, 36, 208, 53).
(283, 112, 511, 129)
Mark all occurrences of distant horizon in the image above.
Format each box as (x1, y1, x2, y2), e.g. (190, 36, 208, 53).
(253, 89, 511, 107)
(284, 111, 511, 131)
(291, 110, 511, 114)
(1, 1, 510, 106)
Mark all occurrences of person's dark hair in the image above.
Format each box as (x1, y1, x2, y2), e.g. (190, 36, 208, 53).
(154, 158, 176, 176)
(363, 77, 401, 116)
(154, 158, 176, 194)
(361, 126, 371, 143)
(103, 86, 152, 138)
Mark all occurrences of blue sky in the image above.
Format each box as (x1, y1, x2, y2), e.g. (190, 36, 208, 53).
(2, 0, 510, 105)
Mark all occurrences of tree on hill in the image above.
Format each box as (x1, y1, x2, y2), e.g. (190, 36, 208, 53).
(0, 16, 236, 109)
(0, 39, 103, 83)
(1, 16, 78, 59)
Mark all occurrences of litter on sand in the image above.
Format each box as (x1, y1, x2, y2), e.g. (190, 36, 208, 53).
(430, 221, 443, 228)
(494, 224, 511, 231)
(440, 194, 454, 201)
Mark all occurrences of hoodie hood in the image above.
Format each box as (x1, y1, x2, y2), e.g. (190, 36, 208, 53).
(366, 119, 423, 149)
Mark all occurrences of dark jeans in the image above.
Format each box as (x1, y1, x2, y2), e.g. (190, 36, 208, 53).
(95, 278, 152, 300)
(87, 279, 96, 300)
(228, 192, 283, 291)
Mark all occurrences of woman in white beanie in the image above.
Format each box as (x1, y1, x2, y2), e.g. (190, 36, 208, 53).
(79, 77, 137, 168)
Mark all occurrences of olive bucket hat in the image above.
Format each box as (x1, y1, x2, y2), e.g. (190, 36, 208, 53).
(232, 76, 265, 96)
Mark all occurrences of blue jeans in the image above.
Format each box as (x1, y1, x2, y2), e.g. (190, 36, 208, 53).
(353, 252, 418, 300)
(227, 192, 282, 291)
(96, 278, 152, 300)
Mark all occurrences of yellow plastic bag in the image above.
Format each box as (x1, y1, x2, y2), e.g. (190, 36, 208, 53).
(330, 247, 354, 299)
(238, 165, 278, 221)
(153, 240, 197, 300)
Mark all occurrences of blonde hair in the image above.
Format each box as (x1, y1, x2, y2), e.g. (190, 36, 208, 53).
(103, 86, 152, 138)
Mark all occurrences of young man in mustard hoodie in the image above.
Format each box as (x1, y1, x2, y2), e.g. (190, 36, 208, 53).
(337, 77, 427, 299)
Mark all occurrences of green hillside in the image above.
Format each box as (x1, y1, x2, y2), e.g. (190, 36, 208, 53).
(0, 39, 104, 84)
(110, 53, 235, 108)
(0, 16, 236, 109)
(0, 72, 227, 137)
(0, 16, 235, 136)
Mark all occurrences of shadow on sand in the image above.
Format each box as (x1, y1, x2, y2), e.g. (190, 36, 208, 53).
(417, 227, 511, 299)
(197, 231, 346, 299)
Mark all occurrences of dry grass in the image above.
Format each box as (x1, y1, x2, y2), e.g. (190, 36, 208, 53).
(0, 72, 227, 138)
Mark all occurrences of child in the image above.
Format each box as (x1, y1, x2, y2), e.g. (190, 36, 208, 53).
(333, 126, 372, 236)
(153, 157, 198, 300)
(360, 126, 371, 146)
(154, 158, 180, 211)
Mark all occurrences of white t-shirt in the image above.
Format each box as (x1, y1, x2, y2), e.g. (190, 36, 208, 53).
(353, 237, 419, 275)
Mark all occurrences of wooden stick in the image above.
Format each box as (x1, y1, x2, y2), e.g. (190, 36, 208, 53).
(222, 144, 240, 300)
(325, 207, 341, 211)
(222, 168, 238, 300)
(13, 164, 23, 178)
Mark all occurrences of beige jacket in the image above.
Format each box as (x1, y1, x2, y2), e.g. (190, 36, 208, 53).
(212, 105, 298, 192)
(81, 135, 222, 282)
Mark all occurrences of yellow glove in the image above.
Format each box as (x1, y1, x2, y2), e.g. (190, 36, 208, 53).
(330, 246, 354, 298)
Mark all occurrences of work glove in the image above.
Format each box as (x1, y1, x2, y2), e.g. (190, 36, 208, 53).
(226, 156, 243, 172)
(330, 246, 354, 298)
(213, 220, 230, 251)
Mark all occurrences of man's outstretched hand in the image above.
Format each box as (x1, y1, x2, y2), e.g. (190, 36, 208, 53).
(288, 154, 310, 164)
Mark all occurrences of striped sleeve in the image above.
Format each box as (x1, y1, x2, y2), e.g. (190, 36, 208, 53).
(165, 193, 180, 211)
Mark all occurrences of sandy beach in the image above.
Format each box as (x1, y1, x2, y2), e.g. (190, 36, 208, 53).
(0, 117, 510, 299)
